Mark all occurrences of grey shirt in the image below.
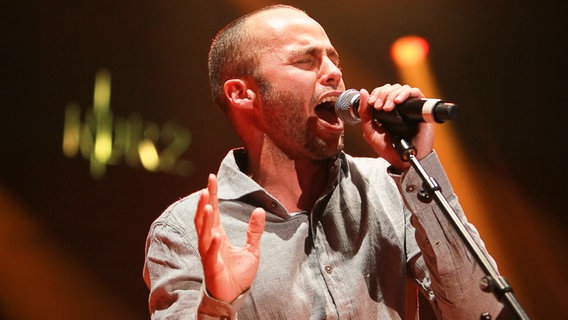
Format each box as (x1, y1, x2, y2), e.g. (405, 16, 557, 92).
(143, 149, 503, 319)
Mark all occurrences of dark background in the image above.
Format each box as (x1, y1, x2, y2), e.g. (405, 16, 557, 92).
(2, 1, 566, 319)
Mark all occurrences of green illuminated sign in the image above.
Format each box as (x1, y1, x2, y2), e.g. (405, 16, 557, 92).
(62, 69, 193, 179)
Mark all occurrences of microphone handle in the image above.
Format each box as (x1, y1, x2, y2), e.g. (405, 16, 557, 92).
(375, 98, 458, 124)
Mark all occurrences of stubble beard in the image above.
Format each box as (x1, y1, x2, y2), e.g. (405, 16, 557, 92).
(258, 78, 343, 161)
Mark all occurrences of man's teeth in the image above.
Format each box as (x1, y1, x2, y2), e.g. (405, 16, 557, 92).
(320, 96, 338, 104)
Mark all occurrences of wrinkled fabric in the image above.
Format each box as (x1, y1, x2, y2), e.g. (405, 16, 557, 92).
(143, 149, 503, 319)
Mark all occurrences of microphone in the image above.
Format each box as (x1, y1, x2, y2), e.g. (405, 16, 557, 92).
(335, 89, 459, 125)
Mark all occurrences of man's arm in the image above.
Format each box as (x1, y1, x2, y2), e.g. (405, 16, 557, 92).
(395, 151, 504, 319)
(143, 174, 265, 320)
(143, 220, 250, 319)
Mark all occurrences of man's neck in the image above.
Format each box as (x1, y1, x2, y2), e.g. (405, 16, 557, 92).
(246, 144, 333, 213)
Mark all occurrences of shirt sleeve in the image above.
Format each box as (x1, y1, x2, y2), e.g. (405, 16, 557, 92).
(392, 151, 505, 319)
(143, 221, 248, 319)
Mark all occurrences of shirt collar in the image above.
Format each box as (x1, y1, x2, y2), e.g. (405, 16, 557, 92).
(216, 148, 262, 201)
(216, 148, 349, 217)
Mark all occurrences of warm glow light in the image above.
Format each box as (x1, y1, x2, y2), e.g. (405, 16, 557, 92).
(94, 129, 113, 163)
(62, 103, 81, 157)
(390, 35, 429, 67)
(138, 139, 160, 171)
(62, 69, 193, 179)
(93, 69, 111, 113)
(93, 69, 113, 164)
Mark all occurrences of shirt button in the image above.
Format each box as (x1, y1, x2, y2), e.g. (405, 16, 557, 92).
(406, 185, 416, 192)
(324, 265, 332, 274)
(270, 201, 278, 209)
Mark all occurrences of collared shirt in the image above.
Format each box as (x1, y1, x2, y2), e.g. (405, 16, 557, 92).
(143, 149, 503, 319)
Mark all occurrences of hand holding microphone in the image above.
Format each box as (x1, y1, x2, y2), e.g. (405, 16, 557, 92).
(335, 88, 459, 126)
(336, 85, 457, 168)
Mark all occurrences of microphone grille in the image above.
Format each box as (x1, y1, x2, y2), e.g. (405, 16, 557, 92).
(335, 89, 361, 125)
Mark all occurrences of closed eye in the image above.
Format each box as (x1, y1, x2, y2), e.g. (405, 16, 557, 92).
(293, 56, 318, 69)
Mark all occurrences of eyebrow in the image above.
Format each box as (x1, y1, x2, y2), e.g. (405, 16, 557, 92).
(290, 46, 340, 60)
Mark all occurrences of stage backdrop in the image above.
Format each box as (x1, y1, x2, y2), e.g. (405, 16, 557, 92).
(2, 1, 566, 319)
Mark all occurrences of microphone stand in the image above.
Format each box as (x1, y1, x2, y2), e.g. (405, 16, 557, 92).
(386, 125, 530, 320)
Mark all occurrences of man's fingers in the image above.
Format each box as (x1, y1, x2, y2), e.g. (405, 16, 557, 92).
(201, 231, 223, 283)
(205, 232, 221, 271)
(392, 85, 423, 104)
(197, 204, 215, 257)
(246, 208, 266, 250)
(369, 84, 423, 112)
(208, 174, 219, 212)
(208, 174, 221, 225)
(195, 189, 210, 235)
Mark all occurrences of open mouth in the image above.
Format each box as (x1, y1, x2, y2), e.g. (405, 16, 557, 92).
(315, 96, 339, 125)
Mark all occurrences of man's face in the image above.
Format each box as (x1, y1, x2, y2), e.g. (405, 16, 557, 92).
(250, 8, 346, 160)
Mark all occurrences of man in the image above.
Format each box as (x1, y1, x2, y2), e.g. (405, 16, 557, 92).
(144, 5, 504, 319)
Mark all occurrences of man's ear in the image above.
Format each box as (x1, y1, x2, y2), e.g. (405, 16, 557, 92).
(223, 79, 256, 110)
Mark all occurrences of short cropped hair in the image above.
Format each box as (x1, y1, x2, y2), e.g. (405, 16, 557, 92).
(207, 5, 303, 110)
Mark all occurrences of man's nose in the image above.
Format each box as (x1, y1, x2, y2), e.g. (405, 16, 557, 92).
(320, 56, 342, 87)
